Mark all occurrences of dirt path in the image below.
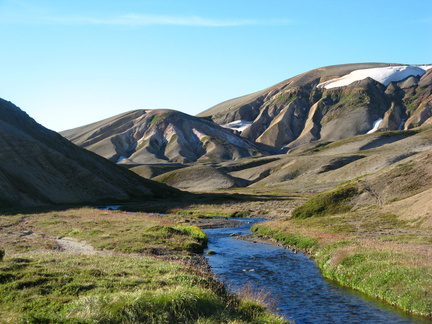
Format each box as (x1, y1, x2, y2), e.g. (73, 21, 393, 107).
(55, 237, 99, 255)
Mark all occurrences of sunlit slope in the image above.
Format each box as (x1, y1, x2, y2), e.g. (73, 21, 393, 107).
(199, 63, 432, 152)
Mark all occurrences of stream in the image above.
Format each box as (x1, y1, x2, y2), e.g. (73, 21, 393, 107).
(203, 218, 431, 324)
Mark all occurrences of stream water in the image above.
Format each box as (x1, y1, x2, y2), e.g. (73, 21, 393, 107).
(203, 218, 431, 324)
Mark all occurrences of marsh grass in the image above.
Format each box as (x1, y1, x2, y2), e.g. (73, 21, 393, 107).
(252, 211, 432, 318)
(0, 208, 209, 255)
(316, 241, 432, 317)
(0, 253, 287, 323)
(143, 224, 208, 253)
(0, 208, 289, 323)
(251, 223, 318, 251)
(167, 208, 251, 218)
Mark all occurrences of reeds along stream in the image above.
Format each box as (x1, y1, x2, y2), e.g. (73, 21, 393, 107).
(203, 218, 431, 324)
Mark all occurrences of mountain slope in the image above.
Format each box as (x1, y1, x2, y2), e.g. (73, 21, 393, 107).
(0, 98, 179, 208)
(220, 126, 432, 192)
(59, 62, 432, 189)
(61, 109, 261, 164)
(198, 63, 432, 151)
(153, 165, 248, 192)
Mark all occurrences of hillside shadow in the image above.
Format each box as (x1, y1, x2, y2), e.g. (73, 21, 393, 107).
(359, 130, 419, 151)
(0, 191, 292, 216)
(119, 191, 294, 214)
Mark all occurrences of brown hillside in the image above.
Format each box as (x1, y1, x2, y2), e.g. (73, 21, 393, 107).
(0, 98, 180, 208)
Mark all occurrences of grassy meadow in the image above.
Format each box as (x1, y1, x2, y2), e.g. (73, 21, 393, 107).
(251, 188, 432, 318)
(0, 207, 288, 324)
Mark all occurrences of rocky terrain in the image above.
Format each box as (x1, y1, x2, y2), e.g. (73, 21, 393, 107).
(0, 98, 179, 208)
(61, 109, 261, 164)
(59, 63, 432, 192)
(199, 63, 432, 152)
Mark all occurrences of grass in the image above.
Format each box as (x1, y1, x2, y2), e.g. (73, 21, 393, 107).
(251, 223, 318, 251)
(291, 183, 358, 219)
(251, 197, 432, 318)
(319, 89, 371, 124)
(272, 91, 297, 105)
(0, 207, 289, 323)
(0, 253, 288, 323)
(143, 224, 208, 253)
(315, 241, 432, 317)
(0, 208, 210, 255)
(167, 208, 251, 218)
(149, 112, 172, 125)
(299, 128, 421, 155)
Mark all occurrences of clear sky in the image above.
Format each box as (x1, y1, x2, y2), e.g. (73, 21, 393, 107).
(1, 0, 431, 131)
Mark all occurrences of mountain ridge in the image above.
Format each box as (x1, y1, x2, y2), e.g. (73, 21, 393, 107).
(63, 62, 432, 164)
(0, 98, 180, 208)
(61, 108, 261, 164)
(199, 63, 432, 151)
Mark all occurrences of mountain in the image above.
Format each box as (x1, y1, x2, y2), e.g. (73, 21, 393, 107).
(0, 98, 179, 208)
(60, 62, 432, 192)
(198, 63, 432, 152)
(222, 126, 432, 192)
(152, 164, 248, 192)
(64, 63, 431, 167)
(61, 109, 261, 164)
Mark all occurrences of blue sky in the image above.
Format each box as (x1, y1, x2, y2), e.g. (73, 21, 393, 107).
(1, 0, 431, 131)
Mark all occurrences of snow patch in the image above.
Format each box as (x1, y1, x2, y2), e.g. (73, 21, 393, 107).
(221, 120, 253, 133)
(318, 65, 432, 89)
(116, 155, 127, 163)
(367, 118, 383, 134)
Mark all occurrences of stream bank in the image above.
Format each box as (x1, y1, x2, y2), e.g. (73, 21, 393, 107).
(203, 218, 431, 324)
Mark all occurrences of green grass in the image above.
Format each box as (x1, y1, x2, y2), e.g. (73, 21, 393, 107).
(0, 207, 289, 323)
(0, 253, 288, 323)
(291, 184, 358, 219)
(379, 234, 432, 244)
(315, 243, 432, 317)
(300, 128, 421, 154)
(359, 214, 406, 232)
(167, 208, 251, 218)
(149, 113, 172, 125)
(0, 208, 211, 255)
(272, 92, 297, 105)
(251, 223, 318, 251)
(143, 225, 208, 253)
(251, 205, 432, 319)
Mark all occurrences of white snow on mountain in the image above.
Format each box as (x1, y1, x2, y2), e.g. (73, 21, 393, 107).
(367, 118, 383, 134)
(221, 120, 253, 133)
(318, 65, 432, 89)
(116, 155, 127, 163)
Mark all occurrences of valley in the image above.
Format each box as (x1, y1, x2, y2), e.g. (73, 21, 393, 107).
(1, 62, 432, 322)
